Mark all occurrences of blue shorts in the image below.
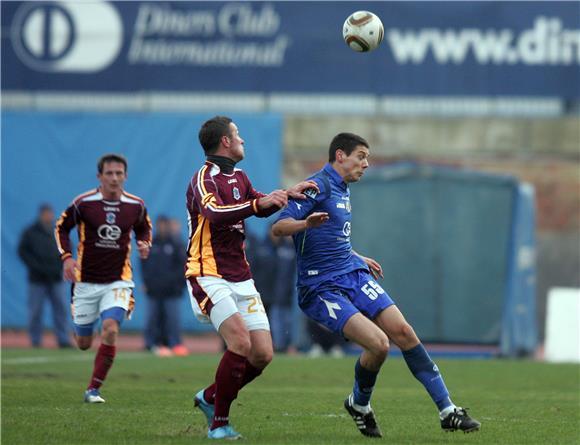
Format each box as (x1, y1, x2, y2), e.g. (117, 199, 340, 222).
(298, 269, 394, 335)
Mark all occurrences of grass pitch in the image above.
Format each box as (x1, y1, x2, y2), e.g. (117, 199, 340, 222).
(2, 348, 579, 444)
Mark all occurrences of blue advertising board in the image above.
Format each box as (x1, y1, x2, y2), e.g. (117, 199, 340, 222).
(1, 1, 579, 98)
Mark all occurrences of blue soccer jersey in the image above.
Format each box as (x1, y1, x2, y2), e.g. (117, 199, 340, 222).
(276, 163, 368, 288)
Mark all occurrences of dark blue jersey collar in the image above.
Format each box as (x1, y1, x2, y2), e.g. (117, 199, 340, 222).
(323, 163, 348, 190)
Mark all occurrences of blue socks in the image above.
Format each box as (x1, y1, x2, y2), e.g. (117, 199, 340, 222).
(402, 343, 453, 411)
(352, 358, 379, 406)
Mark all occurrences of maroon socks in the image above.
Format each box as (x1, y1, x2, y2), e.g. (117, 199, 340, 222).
(211, 350, 247, 429)
(88, 343, 116, 390)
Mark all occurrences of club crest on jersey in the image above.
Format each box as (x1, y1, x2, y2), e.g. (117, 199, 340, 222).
(232, 187, 241, 200)
(106, 212, 116, 224)
(304, 188, 318, 199)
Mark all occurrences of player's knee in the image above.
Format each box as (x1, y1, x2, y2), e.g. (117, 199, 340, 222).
(369, 334, 390, 359)
(251, 347, 273, 369)
(394, 322, 419, 349)
(101, 322, 119, 344)
(76, 337, 92, 350)
(228, 335, 252, 357)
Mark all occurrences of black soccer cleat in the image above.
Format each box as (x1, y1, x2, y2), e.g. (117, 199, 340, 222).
(343, 395, 383, 438)
(440, 407, 481, 433)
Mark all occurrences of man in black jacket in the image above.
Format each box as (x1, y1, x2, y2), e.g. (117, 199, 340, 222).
(141, 215, 188, 356)
(18, 204, 71, 348)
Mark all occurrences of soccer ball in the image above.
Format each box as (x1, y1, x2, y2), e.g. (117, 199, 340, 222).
(342, 11, 384, 52)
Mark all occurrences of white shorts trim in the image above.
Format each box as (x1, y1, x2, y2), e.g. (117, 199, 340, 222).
(187, 276, 270, 332)
(72, 280, 134, 325)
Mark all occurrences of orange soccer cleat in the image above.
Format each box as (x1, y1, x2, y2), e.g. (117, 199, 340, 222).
(172, 344, 189, 357)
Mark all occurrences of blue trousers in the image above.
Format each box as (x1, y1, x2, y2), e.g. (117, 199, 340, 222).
(144, 296, 183, 349)
(269, 304, 293, 352)
(28, 282, 70, 347)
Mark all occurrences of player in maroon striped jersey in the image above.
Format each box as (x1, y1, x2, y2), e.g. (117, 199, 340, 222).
(55, 154, 152, 404)
(188, 116, 317, 440)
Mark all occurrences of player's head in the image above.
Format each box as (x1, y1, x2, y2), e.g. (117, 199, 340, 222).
(97, 154, 128, 174)
(328, 133, 370, 183)
(199, 116, 245, 161)
(97, 153, 128, 199)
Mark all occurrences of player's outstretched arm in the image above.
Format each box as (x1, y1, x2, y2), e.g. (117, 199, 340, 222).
(272, 212, 329, 236)
(257, 189, 288, 210)
(286, 180, 320, 200)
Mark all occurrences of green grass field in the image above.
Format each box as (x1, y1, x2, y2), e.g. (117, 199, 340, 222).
(2, 348, 579, 444)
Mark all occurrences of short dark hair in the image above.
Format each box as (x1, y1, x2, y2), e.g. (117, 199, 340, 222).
(328, 133, 369, 162)
(199, 116, 233, 154)
(38, 203, 53, 214)
(97, 154, 128, 174)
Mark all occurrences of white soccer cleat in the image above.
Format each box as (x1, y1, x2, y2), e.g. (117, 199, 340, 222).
(84, 388, 105, 403)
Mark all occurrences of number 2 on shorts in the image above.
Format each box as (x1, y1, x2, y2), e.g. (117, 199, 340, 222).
(247, 295, 266, 313)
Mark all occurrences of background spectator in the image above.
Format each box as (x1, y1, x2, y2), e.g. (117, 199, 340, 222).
(141, 215, 188, 357)
(249, 228, 297, 353)
(18, 204, 71, 348)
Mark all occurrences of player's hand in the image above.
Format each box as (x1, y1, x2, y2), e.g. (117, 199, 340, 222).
(287, 180, 320, 200)
(258, 190, 288, 210)
(362, 256, 384, 279)
(137, 240, 151, 259)
(305, 212, 329, 228)
(63, 257, 79, 282)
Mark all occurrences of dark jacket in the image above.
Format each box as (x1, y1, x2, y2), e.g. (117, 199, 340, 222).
(18, 221, 62, 283)
(141, 234, 186, 298)
(248, 234, 296, 308)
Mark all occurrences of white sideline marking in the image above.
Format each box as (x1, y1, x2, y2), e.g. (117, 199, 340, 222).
(3, 352, 152, 365)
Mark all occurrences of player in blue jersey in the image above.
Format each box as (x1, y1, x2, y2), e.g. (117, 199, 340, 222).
(272, 133, 480, 438)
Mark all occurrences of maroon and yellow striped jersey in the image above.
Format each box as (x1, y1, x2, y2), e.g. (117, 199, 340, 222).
(185, 161, 278, 282)
(55, 188, 152, 284)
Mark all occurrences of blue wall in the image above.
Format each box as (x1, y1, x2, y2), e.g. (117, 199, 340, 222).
(1, 111, 282, 331)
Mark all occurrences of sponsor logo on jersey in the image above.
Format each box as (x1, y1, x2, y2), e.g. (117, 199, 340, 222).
(98, 224, 121, 240)
(336, 202, 346, 209)
(342, 221, 351, 236)
(307, 270, 319, 276)
(96, 224, 122, 248)
(227, 178, 238, 184)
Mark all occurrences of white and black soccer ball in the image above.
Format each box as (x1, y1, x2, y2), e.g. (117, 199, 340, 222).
(342, 11, 384, 52)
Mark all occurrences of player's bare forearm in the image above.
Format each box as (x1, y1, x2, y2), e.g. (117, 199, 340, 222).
(271, 218, 306, 236)
(272, 212, 329, 236)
